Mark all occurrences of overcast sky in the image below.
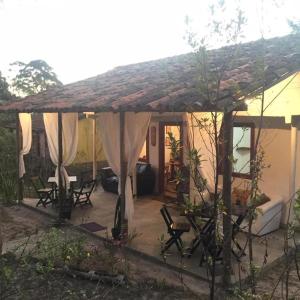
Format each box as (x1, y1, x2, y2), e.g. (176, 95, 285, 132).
(0, 0, 299, 84)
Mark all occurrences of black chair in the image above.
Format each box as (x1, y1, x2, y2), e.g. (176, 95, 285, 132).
(198, 213, 247, 268)
(100, 162, 155, 196)
(160, 205, 191, 254)
(73, 179, 96, 207)
(31, 176, 55, 207)
(199, 219, 223, 267)
(231, 212, 247, 259)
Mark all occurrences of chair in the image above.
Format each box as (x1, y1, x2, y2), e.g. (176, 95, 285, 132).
(31, 176, 55, 207)
(160, 205, 191, 254)
(231, 212, 247, 259)
(73, 179, 96, 207)
(199, 219, 223, 267)
(100, 163, 155, 196)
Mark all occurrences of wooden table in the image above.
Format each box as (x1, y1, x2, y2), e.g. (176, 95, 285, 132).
(180, 206, 214, 256)
(48, 176, 77, 185)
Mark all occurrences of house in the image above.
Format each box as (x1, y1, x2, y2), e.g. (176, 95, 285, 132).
(0, 33, 300, 230)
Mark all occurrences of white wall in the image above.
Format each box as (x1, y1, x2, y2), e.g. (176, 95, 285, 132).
(232, 128, 300, 223)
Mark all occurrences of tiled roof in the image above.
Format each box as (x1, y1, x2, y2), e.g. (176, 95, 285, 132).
(0, 34, 299, 113)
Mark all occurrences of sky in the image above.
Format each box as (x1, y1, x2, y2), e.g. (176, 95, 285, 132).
(0, 0, 299, 84)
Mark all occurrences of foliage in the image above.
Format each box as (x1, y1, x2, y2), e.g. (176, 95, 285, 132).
(288, 19, 300, 33)
(0, 71, 12, 103)
(34, 228, 88, 271)
(293, 189, 300, 222)
(0, 59, 61, 204)
(10, 59, 62, 96)
(0, 126, 17, 204)
(167, 131, 181, 161)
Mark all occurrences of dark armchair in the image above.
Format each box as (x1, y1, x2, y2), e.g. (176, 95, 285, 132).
(100, 162, 155, 196)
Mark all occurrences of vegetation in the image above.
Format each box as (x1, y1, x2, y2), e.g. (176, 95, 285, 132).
(1, 226, 198, 299)
(167, 131, 181, 161)
(0, 59, 61, 205)
(0, 72, 12, 103)
(10, 60, 62, 97)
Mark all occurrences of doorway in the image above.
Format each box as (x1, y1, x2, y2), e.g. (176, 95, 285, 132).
(158, 122, 183, 198)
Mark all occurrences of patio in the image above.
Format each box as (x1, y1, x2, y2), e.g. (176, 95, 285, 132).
(23, 188, 286, 284)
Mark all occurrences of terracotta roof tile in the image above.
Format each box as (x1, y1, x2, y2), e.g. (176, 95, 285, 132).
(0, 34, 299, 113)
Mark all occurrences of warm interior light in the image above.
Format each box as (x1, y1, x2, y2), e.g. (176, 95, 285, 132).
(84, 112, 95, 118)
(285, 114, 292, 124)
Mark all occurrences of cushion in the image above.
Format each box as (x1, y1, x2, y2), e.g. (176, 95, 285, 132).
(232, 188, 250, 206)
(252, 193, 271, 208)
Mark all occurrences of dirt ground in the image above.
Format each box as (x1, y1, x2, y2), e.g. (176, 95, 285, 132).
(2, 205, 300, 299)
(0, 204, 51, 242)
(0, 205, 204, 299)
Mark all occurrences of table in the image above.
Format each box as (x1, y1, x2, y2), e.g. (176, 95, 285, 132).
(180, 206, 214, 256)
(48, 176, 77, 185)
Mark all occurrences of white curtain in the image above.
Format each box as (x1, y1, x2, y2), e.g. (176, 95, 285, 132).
(186, 112, 223, 192)
(124, 112, 151, 221)
(19, 113, 32, 178)
(43, 113, 78, 187)
(98, 112, 151, 222)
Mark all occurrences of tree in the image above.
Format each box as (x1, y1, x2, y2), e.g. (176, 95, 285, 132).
(0, 71, 12, 102)
(10, 60, 62, 97)
(185, 1, 246, 297)
(288, 19, 300, 33)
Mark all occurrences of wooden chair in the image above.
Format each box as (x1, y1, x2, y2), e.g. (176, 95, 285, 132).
(198, 213, 247, 268)
(199, 219, 223, 267)
(231, 212, 247, 259)
(73, 179, 96, 207)
(160, 205, 191, 255)
(31, 176, 55, 207)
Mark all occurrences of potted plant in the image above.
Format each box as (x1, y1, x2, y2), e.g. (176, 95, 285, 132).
(167, 132, 181, 162)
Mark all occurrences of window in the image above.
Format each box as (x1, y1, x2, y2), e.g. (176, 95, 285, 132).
(232, 123, 255, 179)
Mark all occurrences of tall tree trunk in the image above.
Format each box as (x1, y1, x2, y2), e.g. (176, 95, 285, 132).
(222, 110, 233, 290)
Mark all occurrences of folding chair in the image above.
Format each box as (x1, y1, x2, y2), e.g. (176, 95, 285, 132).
(160, 205, 191, 254)
(31, 176, 55, 207)
(199, 219, 223, 267)
(231, 212, 247, 259)
(73, 179, 96, 207)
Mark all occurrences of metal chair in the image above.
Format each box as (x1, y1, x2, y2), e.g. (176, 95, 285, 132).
(73, 179, 96, 207)
(30, 176, 55, 207)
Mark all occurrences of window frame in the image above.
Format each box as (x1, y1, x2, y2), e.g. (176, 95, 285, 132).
(232, 122, 255, 180)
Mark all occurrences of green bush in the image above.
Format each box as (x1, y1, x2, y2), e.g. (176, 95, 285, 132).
(0, 125, 17, 205)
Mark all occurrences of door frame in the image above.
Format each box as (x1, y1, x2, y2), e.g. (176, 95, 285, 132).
(158, 121, 184, 194)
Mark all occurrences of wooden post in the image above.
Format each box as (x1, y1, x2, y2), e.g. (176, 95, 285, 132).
(16, 113, 23, 202)
(57, 112, 65, 221)
(222, 110, 233, 289)
(288, 124, 298, 222)
(119, 112, 128, 238)
(92, 116, 97, 181)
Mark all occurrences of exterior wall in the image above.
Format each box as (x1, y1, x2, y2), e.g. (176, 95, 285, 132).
(232, 127, 300, 223)
(73, 118, 106, 164)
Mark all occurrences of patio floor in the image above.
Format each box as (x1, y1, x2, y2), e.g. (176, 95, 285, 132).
(23, 187, 287, 283)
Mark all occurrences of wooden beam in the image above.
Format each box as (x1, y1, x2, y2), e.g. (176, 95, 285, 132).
(16, 113, 23, 202)
(92, 116, 97, 181)
(222, 110, 233, 289)
(119, 112, 128, 238)
(288, 125, 298, 223)
(57, 112, 65, 221)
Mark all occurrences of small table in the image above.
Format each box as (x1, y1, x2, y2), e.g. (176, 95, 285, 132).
(180, 206, 214, 256)
(48, 176, 77, 185)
